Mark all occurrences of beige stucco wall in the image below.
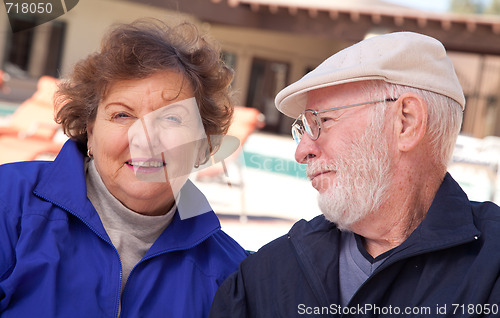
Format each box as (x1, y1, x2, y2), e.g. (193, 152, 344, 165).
(0, 0, 342, 105)
(57, 0, 196, 77)
(0, 7, 13, 68)
(57, 0, 342, 104)
(208, 24, 342, 104)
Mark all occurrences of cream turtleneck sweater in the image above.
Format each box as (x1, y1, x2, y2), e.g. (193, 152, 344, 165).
(85, 159, 176, 292)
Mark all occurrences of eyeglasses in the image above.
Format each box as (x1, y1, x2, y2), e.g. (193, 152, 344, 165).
(291, 98, 398, 144)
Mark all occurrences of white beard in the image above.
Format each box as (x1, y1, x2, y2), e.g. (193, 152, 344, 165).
(313, 120, 393, 231)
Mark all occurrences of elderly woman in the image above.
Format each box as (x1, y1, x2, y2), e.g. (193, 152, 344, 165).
(0, 20, 248, 317)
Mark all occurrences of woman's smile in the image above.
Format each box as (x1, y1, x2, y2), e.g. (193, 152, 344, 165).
(127, 158, 166, 170)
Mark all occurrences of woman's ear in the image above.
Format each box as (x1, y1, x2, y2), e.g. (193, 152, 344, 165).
(196, 138, 211, 166)
(394, 93, 428, 152)
(86, 121, 94, 150)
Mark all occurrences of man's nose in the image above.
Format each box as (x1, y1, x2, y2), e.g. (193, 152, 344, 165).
(294, 134, 319, 164)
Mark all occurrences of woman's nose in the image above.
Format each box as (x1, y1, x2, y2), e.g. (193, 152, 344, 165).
(128, 117, 162, 156)
(294, 134, 320, 164)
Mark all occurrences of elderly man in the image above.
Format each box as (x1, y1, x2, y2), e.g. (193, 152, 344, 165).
(209, 32, 500, 317)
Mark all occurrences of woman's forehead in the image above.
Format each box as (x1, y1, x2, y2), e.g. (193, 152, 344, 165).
(103, 71, 194, 103)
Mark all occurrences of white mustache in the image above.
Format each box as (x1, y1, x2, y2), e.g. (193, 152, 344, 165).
(306, 161, 337, 180)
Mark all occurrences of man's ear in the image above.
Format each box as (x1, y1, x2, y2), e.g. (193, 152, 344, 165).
(393, 93, 427, 152)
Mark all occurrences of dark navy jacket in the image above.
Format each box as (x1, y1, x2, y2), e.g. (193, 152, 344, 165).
(210, 174, 500, 317)
(0, 140, 248, 317)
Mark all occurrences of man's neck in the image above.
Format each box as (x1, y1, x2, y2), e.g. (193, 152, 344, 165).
(350, 171, 444, 258)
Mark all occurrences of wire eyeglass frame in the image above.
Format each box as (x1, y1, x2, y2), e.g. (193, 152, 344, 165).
(291, 98, 398, 144)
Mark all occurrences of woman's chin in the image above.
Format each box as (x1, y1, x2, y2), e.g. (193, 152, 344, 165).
(134, 170, 168, 183)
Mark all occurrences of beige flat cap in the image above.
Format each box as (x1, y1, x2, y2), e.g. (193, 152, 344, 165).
(275, 32, 465, 118)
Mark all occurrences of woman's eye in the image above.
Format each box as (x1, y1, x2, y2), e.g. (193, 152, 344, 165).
(113, 113, 132, 120)
(163, 115, 182, 124)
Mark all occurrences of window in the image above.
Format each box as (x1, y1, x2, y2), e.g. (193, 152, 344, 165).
(4, 18, 66, 78)
(246, 57, 291, 134)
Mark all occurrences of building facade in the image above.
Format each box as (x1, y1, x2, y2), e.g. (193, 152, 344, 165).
(1, 0, 499, 137)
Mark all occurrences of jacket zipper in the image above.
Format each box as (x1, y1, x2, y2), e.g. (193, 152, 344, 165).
(118, 224, 221, 313)
(34, 192, 123, 318)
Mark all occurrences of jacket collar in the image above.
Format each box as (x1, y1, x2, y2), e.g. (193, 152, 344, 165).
(288, 215, 339, 306)
(146, 179, 221, 256)
(33, 139, 221, 252)
(33, 140, 98, 224)
(388, 173, 480, 259)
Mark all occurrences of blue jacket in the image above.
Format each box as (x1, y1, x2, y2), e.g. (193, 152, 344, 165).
(0, 140, 248, 318)
(210, 174, 500, 317)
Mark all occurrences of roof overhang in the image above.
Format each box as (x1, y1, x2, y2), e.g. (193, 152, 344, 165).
(127, 0, 500, 55)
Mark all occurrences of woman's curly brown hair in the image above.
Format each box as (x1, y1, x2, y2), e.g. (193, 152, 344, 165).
(55, 19, 234, 152)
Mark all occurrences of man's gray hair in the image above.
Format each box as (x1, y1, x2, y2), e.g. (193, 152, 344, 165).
(360, 80, 463, 167)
